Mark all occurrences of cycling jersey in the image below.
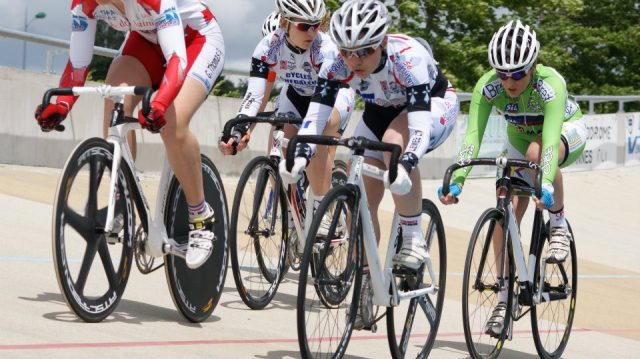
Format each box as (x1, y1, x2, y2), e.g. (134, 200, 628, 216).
(238, 30, 338, 116)
(59, 0, 221, 111)
(298, 34, 457, 164)
(453, 64, 584, 186)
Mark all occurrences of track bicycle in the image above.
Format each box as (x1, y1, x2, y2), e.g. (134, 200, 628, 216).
(442, 157, 577, 359)
(221, 113, 347, 310)
(288, 135, 447, 359)
(45, 85, 229, 323)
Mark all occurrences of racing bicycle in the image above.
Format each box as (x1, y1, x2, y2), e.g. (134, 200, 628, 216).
(44, 85, 228, 323)
(442, 157, 577, 359)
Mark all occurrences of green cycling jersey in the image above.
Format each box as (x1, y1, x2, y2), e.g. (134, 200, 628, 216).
(453, 64, 582, 186)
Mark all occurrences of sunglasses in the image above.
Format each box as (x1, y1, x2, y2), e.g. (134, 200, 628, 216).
(339, 47, 377, 59)
(291, 21, 321, 32)
(495, 65, 532, 81)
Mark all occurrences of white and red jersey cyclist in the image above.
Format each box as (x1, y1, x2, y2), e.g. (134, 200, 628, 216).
(238, 29, 354, 131)
(298, 34, 459, 169)
(54, 0, 224, 127)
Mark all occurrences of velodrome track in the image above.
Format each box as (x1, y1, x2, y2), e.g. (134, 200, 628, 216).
(1, 164, 639, 358)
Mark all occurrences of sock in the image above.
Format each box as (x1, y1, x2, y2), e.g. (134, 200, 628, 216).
(188, 200, 213, 222)
(549, 207, 567, 228)
(399, 213, 422, 241)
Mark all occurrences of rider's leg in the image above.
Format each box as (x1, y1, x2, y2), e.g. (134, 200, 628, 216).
(306, 107, 342, 198)
(524, 137, 571, 262)
(103, 55, 145, 159)
(160, 77, 208, 207)
(379, 112, 427, 270)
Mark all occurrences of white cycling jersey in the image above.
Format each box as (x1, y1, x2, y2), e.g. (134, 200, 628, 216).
(299, 34, 458, 164)
(238, 30, 342, 117)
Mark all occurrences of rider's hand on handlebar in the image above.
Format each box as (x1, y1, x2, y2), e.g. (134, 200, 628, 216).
(34, 102, 70, 132)
(218, 115, 251, 155)
(137, 103, 167, 133)
(438, 183, 462, 205)
(279, 157, 307, 185)
(384, 165, 412, 196)
(533, 183, 555, 210)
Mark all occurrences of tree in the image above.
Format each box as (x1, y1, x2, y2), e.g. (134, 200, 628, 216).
(87, 22, 124, 82)
(386, 0, 640, 100)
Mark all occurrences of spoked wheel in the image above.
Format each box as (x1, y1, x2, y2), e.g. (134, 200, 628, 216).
(229, 156, 287, 309)
(531, 220, 577, 359)
(297, 185, 361, 358)
(52, 138, 134, 322)
(387, 199, 447, 359)
(164, 155, 229, 322)
(462, 208, 514, 359)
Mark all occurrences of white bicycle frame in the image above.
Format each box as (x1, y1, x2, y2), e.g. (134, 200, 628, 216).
(268, 125, 315, 250)
(347, 153, 439, 308)
(501, 190, 550, 307)
(71, 85, 183, 259)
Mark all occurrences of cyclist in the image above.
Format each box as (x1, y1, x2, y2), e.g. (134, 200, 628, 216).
(279, 0, 459, 329)
(438, 20, 587, 336)
(34, 0, 225, 269)
(218, 0, 356, 244)
(257, 10, 281, 113)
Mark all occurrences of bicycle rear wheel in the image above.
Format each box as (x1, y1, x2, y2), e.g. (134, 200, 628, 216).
(164, 155, 229, 322)
(531, 220, 577, 358)
(229, 156, 287, 309)
(52, 138, 134, 322)
(297, 185, 362, 358)
(387, 199, 447, 359)
(462, 208, 514, 359)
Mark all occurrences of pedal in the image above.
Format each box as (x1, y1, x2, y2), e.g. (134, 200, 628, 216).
(392, 265, 420, 277)
(364, 323, 377, 333)
(106, 233, 122, 245)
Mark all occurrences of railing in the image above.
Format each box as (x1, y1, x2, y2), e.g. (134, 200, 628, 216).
(3, 26, 639, 113)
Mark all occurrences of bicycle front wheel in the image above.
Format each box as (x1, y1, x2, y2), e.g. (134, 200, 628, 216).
(387, 199, 447, 359)
(164, 155, 229, 322)
(229, 156, 288, 310)
(462, 208, 514, 359)
(52, 138, 134, 322)
(297, 185, 362, 359)
(531, 220, 577, 359)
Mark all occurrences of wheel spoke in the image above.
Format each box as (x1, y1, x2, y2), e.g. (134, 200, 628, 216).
(86, 156, 104, 219)
(97, 238, 118, 287)
(64, 205, 93, 239)
(76, 237, 100, 294)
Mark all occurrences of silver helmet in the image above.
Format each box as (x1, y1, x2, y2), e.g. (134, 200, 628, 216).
(275, 0, 326, 23)
(261, 11, 281, 36)
(330, 0, 390, 50)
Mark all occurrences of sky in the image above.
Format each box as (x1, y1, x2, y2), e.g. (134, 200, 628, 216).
(0, 0, 275, 77)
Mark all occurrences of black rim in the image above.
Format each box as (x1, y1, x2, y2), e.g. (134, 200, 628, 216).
(298, 185, 360, 358)
(229, 156, 287, 310)
(387, 199, 446, 359)
(531, 221, 577, 358)
(462, 208, 509, 359)
(164, 155, 228, 322)
(53, 138, 133, 322)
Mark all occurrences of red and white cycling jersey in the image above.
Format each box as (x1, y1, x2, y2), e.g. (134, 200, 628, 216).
(59, 0, 223, 112)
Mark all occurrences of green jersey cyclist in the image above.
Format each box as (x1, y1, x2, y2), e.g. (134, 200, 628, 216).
(438, 20, 588, 336)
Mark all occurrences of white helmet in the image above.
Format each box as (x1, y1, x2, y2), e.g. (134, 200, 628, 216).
(488, 20, 540, 72)
(275, 0, 326, 23)
(261, 11, 281, 37)
(330, 0, 390, 50)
